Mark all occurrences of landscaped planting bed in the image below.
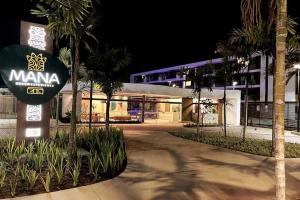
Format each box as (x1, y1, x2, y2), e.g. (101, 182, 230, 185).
(0, 127, 126, 198)
(170, 132, 300, 158)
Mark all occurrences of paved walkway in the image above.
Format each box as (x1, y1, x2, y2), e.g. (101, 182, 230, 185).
(8, 124, 300, 200)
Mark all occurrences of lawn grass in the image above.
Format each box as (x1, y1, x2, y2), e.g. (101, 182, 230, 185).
(170, 131, 300, 158)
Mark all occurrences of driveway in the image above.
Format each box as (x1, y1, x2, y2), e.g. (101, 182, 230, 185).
(10, 124, 300, 200)
(118, 129, 300, 200)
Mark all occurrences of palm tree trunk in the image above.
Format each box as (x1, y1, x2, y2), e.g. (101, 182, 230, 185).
(274, 0, 287, 199)
(105, 94, 111, 134)
(69, 37, 79, 161)
(223, 83, 227, 137)
(197, 91, 201, 136)
(55, 94, 60, 134)
(272, 72, 276, 155)
(243, 67, 250, 140)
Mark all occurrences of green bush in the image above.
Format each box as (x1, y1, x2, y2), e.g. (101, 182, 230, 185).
(170, 132, 300, 158)
(77, 127, 126, 175)
(0, 127, 126, 198)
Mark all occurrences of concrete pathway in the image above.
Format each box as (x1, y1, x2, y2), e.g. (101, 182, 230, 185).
(5, 124, 300, 200)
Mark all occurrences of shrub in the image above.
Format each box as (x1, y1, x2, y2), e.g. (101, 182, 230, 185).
(41, 172, 51, 192)
(77, 127, 126, 174)
(52, 156, 65, 186)
(0, 164, 6, 187)
(0, 127, 126, 198)
(9, 177, 17, 197)
(170, 132, 300, 158)
(26, 170, 39, 191)
(70, 161, 81, 187)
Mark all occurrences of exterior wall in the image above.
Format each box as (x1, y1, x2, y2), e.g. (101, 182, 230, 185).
(181, 98, 193, 121)
(259, 55, 267, 102)
(61, 92, 82, 121)
(262, 75, 296, 102)
(59, 83, 241, 125)
(226, 96, 241, 126)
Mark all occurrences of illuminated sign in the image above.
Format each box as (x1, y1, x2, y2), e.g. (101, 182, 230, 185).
(8, 53, 60, 95)
(0, 45, 69, 105)
(26, 105, 42, 121)
(26, 128, 41, 137)
(28, 26, 46, 50)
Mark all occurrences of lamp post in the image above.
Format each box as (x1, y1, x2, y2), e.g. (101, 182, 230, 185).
(294, 63, 300, 132)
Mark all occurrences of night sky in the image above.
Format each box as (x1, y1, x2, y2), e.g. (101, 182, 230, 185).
(0, 0, 300, 81)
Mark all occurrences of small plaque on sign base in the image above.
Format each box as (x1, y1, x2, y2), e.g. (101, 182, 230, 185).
(26, 128, 41, 137)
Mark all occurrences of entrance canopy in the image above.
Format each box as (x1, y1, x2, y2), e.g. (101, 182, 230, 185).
(61, 82, 241, 100)
(60, 83, 241, 125)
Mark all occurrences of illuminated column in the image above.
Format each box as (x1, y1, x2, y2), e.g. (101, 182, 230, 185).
(17, 21, 53, 141)
(26, 23, 48, 135)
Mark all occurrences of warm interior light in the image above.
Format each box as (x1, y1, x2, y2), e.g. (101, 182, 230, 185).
(185, 81, 192, 87)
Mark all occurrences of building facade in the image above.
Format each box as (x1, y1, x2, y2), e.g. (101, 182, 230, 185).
(60, 83, 241, 126)
(130, 56, 299, 130)
(0, 83, 241, 127)
(130, 55, 297, 102)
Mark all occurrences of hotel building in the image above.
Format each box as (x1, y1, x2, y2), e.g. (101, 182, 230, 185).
(130, 56, 299, 130)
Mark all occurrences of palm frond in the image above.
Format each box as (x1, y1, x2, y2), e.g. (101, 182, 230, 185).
(87, 46, 131, 96)
(240, 0, 262, 29)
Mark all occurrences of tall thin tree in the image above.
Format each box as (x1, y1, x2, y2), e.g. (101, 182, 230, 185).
(87, 46, 131, 134)
(274, 0, 287, 199)
(183, 65, 213, 135)
(32, 0, 98, 160)
(216, 42, 244, 137)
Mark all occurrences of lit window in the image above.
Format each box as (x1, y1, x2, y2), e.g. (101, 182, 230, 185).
(185, 81, 192, 87)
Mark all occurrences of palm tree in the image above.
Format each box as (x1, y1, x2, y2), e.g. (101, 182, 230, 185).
(32, 0, 98, 160)
(274, 1, 288, 199)
(240, 0, 288, 198)
(232, 22, 275, 105)
(215, 42, 244, 137)
(218, 40, 254, 140)
(87, 46, 131, 134)
(56, 48, 88, 131)
(182, 65, 213, 136)
(231, 15, 298, 150)
(285, 35, 300, 80)
(230, 19, 296, 104)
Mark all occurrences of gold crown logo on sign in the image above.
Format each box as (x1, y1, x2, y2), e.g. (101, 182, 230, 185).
(26, 53, 47, 72)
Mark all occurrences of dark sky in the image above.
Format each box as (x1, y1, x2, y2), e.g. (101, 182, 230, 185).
(0, 0, 300, 79)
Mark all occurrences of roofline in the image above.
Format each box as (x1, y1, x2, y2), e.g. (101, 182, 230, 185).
(131, 57, 224, 76)
(130, 52, 264, 77)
